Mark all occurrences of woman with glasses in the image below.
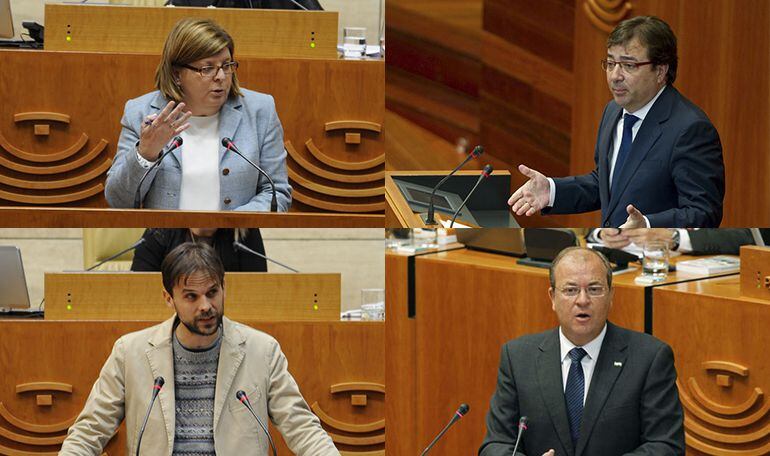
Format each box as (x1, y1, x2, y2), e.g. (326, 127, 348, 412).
(105, 18, 292, 211)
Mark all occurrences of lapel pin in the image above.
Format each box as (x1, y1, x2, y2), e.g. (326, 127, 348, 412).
(614, 361, 623, 367)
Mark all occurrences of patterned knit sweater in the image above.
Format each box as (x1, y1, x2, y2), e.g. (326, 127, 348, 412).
(172, 331, 222, 456)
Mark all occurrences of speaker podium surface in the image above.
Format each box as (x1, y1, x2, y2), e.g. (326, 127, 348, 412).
(385, 170, 515, 228)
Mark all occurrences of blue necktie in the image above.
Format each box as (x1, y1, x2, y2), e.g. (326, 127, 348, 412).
(565, 347, 588, 446)
(610, 113, 640, 192)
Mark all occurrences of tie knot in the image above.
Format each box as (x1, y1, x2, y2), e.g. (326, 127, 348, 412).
(569, 347, 587, 363)
(623, 113, 640, 129)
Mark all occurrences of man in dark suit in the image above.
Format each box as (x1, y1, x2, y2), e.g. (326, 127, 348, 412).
(508, 16, 724, 228)
(479, 247, 684, 456)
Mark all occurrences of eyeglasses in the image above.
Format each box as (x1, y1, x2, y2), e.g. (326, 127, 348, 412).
(557, 285, 609, 298)
(179, 61, 239, 78)
(601, 59, 654, 73)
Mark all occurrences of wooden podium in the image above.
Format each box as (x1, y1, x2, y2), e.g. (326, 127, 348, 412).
(44, 272, 341, 321)
(0, 320, 384, 455)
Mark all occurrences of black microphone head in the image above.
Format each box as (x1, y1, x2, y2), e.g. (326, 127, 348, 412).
(236, 390, 247, 401)
(457, 403, 470, 416)
(519, 416, 528, 428)
(171, 136, 183, 147)
(482, 164, 493, 177)
(471, 145, 484, 158)
(154, 376, 165, 388)
(222, 137, 232, 148)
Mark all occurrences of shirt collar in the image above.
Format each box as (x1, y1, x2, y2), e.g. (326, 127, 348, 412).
(559, 323, 608, 363)
(623, 85, 667, 121)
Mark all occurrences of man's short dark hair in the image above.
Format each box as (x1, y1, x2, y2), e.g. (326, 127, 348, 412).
(161, 242, 225, 295)
(549, 247, 613, 289)
(607, 15, 678, 85)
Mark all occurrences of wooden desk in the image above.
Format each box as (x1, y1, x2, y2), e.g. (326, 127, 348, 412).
(386, 247, 739, 456)
(654, 275, 770, 455)
(44, 272, 340, 321)
(44, 4, 338, 59)
(0, 320, 384, 455)
(0, 207, 383, 228)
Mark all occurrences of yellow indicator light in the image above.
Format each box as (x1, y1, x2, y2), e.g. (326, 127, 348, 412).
(310, 42, 315, 48)
(313, 304, 319, 310)
(66, 304, 72, 310)
(66, 36, 72, 42)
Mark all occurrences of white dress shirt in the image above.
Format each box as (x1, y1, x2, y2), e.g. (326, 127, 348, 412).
(559, 324, 607, 405)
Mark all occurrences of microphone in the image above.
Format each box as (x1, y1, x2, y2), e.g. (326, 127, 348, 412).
(419, 403, 470, 455)
(284, 0, 309, 10)
(449, 164, 493, 228)
(233, 240, 300, 273)
(511, 416, 528, 456)
(221, 138, 278, 212)
(133, 136, 183, 209)
(236, 390, 277, 456)
(136, 377, 164, 456)
(85, 237, 146, 271)
(425, 145, 483, 225)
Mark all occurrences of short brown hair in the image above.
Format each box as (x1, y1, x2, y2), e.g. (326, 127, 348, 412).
(161, 242, 225, 296)
(607, 16, 678, 85)
(155, 18, 243, 102)
(549, 247, 613, 289)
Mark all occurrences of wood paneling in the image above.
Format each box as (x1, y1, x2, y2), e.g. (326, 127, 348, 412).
(0, 50, 384, 213)
(570, 0, 770, 226)
(654, 277, 770, 455)
(44, 4, 338, 59)
(0, 321, 384, 455)
(44, 272, 340, 321)
(0, 207, 383, 228)
(739, 246, 770, 301)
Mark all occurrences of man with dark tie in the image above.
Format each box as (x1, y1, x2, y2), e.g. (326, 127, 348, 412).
(479, 247, 684, 456)
(507, 16, 724, 228)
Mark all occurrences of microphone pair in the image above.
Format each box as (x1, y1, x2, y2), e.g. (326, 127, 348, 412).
(135, 378, 276, 456)
(133, 137, 278, 212)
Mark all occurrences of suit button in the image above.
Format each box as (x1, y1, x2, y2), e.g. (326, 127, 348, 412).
(603, 221, 610, 227)
(224, 197, 232, 205)
(222, 168, 230, 176)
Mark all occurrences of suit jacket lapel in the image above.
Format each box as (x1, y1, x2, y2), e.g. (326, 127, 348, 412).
(575, 323, 628, 456)
(606, 86, 673, 216)
(213, 317, 246, 431)
(144, 317, 177, 454)
(598, 105, 621, 223)
(537, 329, 574, 456)
(218, 97, 244, 169)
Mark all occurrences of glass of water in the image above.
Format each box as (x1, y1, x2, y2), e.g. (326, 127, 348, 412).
(361, 288, 385, 321)
(642, 241, 669, 281)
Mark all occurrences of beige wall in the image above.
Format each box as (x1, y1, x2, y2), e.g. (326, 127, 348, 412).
(0, 228, 383, 313)
(9, 0, 383, 45)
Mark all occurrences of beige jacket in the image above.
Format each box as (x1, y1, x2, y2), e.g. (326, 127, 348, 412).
(59, 317, 339, 455)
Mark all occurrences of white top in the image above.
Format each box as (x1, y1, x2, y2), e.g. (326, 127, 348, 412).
(178, 114, 221, 211)
(559, 324, 607, 405)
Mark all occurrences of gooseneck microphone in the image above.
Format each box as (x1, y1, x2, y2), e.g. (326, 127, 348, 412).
(425, 145, 484, 225)
(133, 136, 183, 209)
(232, 240, 300, 273)
(419, 403, 470, 455)
(136, 376, 165, 456)
(511, 416, 528, 456)
(85, 237, 146, 271)
(221, 138, 278, 212)
(449, 164, 493, 228)
(236, 390, 277, 456)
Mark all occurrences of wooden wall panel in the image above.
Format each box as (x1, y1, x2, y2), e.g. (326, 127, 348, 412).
(571, 0, 770, 226)
(0, 51, 384, 212)
(0, 321, 384, 455)
(654, 278, 770, 455)
(43, 272, 341, 321)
